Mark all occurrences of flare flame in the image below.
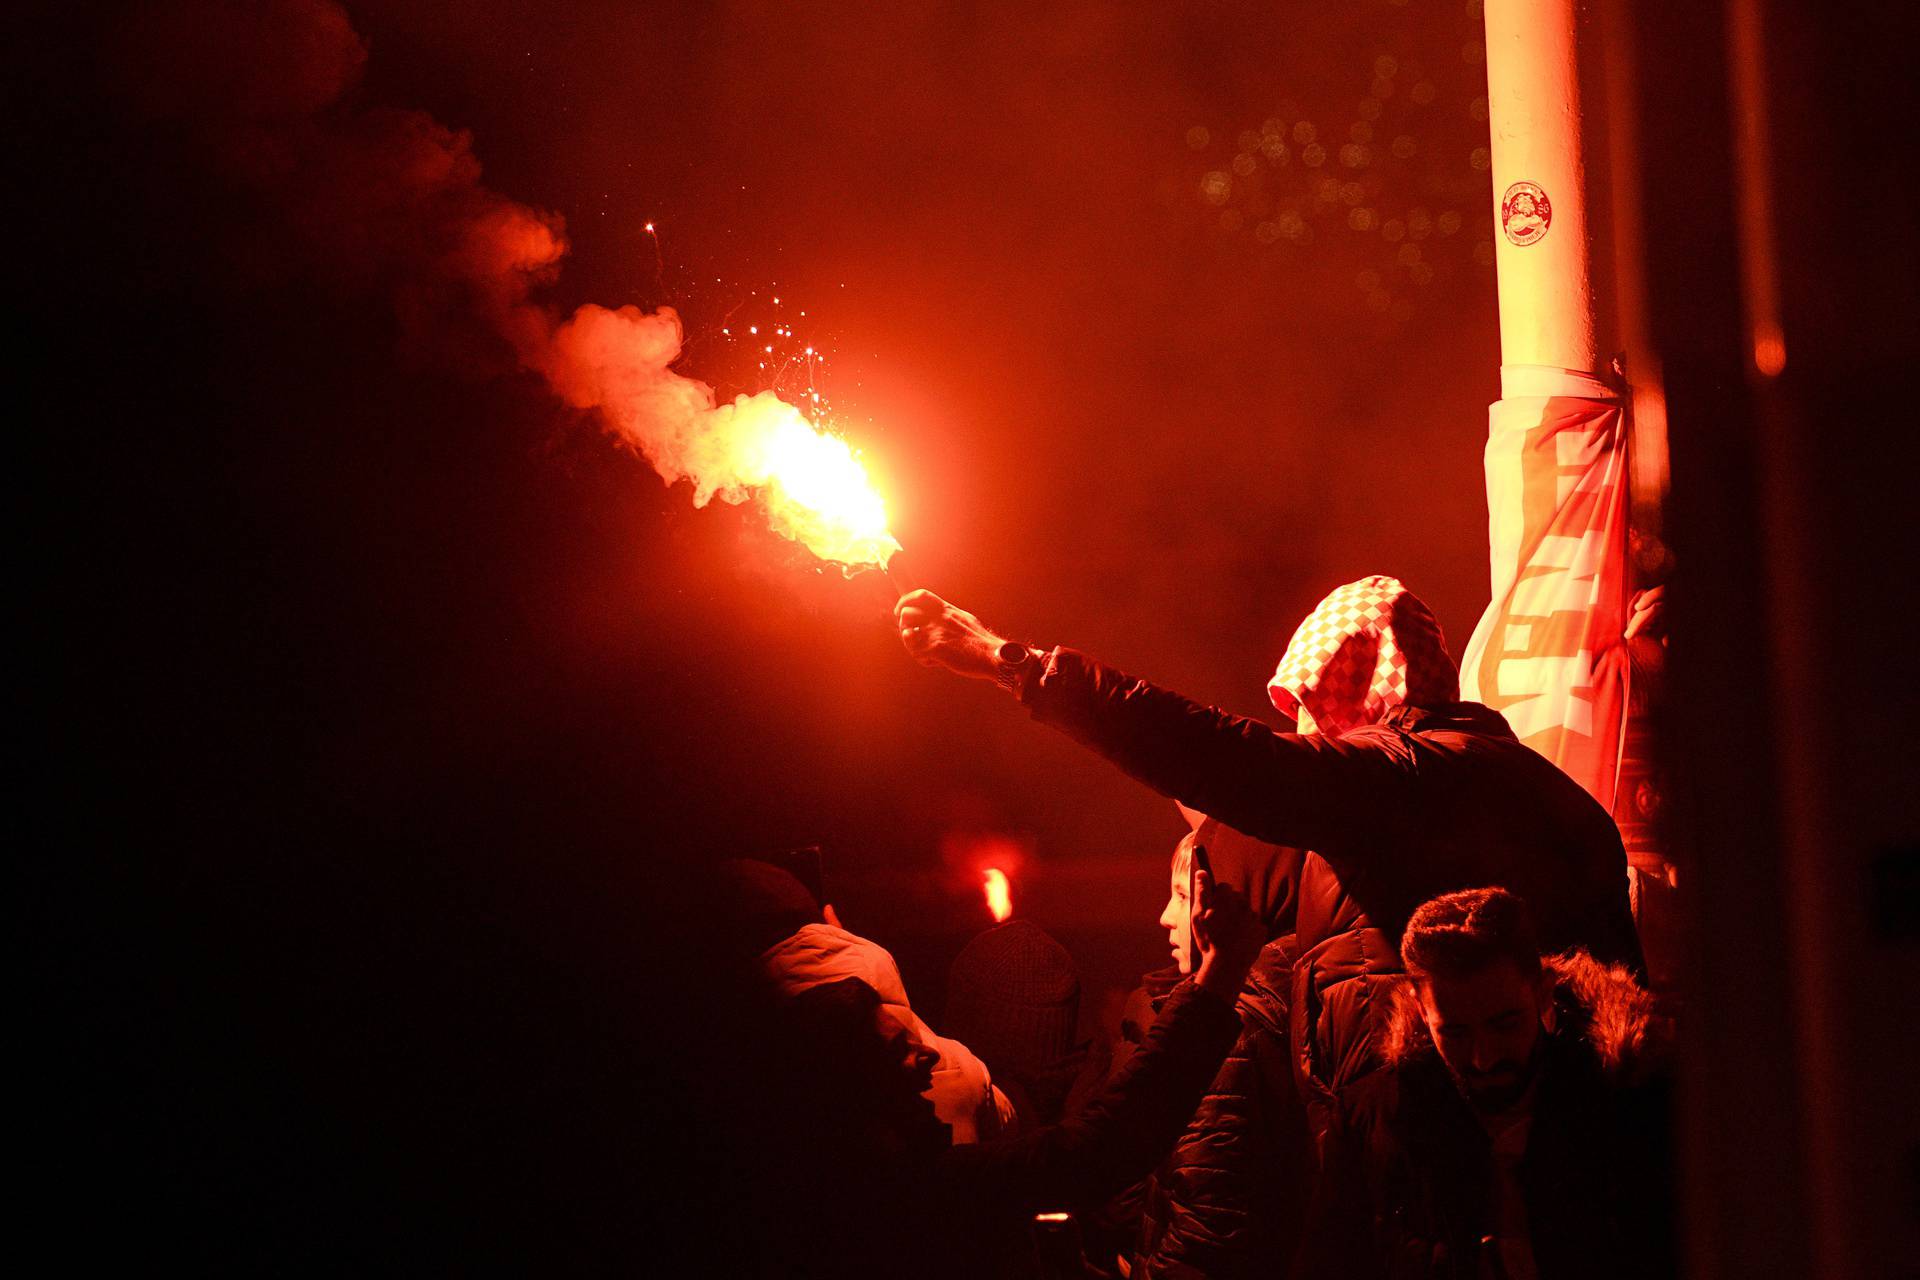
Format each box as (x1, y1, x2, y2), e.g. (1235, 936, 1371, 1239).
(734, 401, 900, 570)
(120, 1, 899, 573)
(537, 304, 898, 572)
(982, 867, 1013, 923)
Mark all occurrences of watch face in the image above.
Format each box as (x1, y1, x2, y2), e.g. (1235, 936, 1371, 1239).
(997, 641, 1029, 664)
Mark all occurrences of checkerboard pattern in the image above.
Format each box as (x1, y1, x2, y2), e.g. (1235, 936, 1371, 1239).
(1267, 575, 1459, 736)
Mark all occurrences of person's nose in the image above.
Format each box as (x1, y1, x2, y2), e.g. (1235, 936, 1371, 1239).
(1469, 1036, 1500, 1073)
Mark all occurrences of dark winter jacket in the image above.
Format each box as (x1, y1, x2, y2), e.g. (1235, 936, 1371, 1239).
(1131, 937, 1312, 1279)
(1075, 965, 1188, 1277)
(934, 979, 1241, 1204)
(1021, 649, 1644, 1131)
(1123, 818, 1311, 1278)
(925, 980, 1245, 1277)
(1294, 954, 1676, 1280)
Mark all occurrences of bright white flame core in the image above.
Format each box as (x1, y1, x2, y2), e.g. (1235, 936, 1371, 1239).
(758, 417, 897, 568)
(983, 867, 1012, 923)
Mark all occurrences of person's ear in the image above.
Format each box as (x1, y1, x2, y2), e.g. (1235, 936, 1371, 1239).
(1535, 971, 1556, 1031)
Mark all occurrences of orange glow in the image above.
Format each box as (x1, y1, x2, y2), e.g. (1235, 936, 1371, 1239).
(734, 403, 899, 569)
(982, 867, 1012, 922)
(1753, 326, 1787, 378)
(533, 304, 895, 569)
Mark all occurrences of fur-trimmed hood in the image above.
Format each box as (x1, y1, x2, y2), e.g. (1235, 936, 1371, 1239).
(1383, 950, 1661, 1082)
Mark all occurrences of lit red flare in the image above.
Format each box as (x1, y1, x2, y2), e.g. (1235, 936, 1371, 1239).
(741, 402, 900, 570)
(535, 303, 900, 573)
(982, 867, 1013, 923)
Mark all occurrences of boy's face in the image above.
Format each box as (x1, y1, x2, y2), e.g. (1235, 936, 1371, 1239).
(1159, 852, 1194, 974)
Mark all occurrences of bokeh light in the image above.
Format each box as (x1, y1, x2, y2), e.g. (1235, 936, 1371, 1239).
(1170, 0, 1497, 323)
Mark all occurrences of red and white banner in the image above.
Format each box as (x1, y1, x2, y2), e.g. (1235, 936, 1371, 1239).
(1460, 367, 1632, 810)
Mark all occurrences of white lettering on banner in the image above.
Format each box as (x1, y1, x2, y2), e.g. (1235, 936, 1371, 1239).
(1554, 427, 1607, 469)
(1491, 523, 1610, 746)
(1552, 428, 1612, 505)
(1508, 529, 1607, 619)
(1498, 649, 1596, 738)
(1464, 396, 1629, 806)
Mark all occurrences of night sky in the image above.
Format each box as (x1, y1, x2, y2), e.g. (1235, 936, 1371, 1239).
(39, 0, 1580, 1266)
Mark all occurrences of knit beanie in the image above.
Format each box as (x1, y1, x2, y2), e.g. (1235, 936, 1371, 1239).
(943, 920, 1081, 1079)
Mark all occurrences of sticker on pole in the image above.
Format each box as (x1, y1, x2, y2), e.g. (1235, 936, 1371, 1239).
(1501, 181, 1551, 246)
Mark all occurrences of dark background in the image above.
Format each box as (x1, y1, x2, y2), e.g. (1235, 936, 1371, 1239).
(32, 0, 1915, 1271)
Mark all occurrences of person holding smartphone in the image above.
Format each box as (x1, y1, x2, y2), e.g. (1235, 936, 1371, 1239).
(1100, 819, 1310, 1280)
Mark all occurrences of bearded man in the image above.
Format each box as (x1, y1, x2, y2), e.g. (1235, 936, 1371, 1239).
(1294, 887, 1674, 1280)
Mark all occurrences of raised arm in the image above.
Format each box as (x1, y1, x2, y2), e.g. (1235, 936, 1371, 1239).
(935, 873, 1263, 1213)
(895, 591, 1404, 852)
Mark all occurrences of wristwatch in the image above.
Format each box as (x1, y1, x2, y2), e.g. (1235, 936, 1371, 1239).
(994, 641, 1043, 696)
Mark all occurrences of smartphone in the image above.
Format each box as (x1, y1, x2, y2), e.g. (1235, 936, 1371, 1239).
(1188, 840, 1212, 965)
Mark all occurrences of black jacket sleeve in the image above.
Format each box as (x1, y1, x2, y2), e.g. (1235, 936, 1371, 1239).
(1022, 647, 1406, 854)
(934, 980, 1242, 1216)
(1139, 955, 1309, 1280)
(1134, 1025, 1271, 1279)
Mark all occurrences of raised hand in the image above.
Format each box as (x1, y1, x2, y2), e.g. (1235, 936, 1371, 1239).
(893, 590, 1009, 681)
(1190, 872, 1264, 998)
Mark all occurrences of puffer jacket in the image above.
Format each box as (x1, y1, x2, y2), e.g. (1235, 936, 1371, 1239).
(1131, 937, 1312, 1279)
(923, 981, 1246, 1279)
(1021, 650, 1644, 1138)
(1295, 953, 1676, 1280)
(1125, 817, 1310, 1277)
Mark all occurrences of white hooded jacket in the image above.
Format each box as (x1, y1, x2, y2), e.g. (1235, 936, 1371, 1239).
(762, 923, 1011, 1143)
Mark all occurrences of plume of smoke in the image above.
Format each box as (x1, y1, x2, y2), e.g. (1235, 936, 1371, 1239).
(534, 304, 862, 520)
(119, 1, 566, 367)
(116, 0, 814, 526)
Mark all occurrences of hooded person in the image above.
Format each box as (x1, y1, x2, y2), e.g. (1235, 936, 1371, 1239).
(713, 857, 1011, 1143)
(894, 574, 1644, 1148)
(1135, 587, 1480, 1276)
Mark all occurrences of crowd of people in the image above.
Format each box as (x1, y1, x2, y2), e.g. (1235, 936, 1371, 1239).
(705, 576, 1673, 1278)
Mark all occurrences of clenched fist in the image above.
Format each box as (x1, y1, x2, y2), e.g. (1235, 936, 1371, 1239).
(893, 590, 1009, 681)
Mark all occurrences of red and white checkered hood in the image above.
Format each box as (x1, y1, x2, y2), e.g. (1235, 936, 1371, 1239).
(1268, 575, 1459, 737)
